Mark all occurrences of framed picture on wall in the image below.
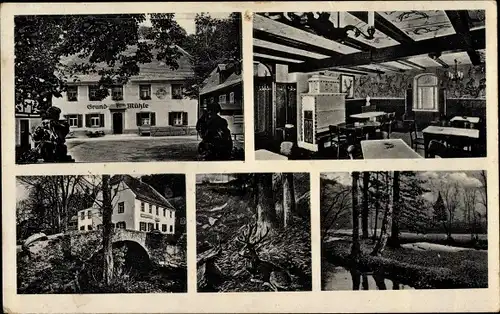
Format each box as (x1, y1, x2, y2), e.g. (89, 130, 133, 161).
(340, 74, 355, 99)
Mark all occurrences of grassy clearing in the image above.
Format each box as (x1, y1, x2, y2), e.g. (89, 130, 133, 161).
(323, 239, 487, 289)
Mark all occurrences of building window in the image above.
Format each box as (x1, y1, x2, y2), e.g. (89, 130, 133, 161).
(413, 74, 439, 112)
(155, 223, 159, 230)
(87, 210, 91, 219)
(139, 84, 151, 100)
(80, 211, 85, 220)
(116, 221, 126, 229)
(170, 211, 173, 218)
(169, 225, 173, 233)
(80, 226, 85, 230)
(202, 99, 207, 110)
(229, 92, 235, 104)
(163, 208, 166, 217)
(67, 86, 78, 101)
(88, 225, 93, 231)
(136, 112, 156, 126)
(85, 113, 104, 128)
(219, 94, 227, 104)
(139, 222, 147, 231)
(88, 86, 101, 101)
(112, 85, 123, 101)
(118, 202, 124, 214)
(171, 84, 183, 99)
(141, 202, 145, 212)
(169, 112, 188, 126)
(148, 223, 154, 231)
(162, 224, 167, 232)
(156, 206, 159, 216)
(148, 204, 152, 213)
(66, 114, 83, 128)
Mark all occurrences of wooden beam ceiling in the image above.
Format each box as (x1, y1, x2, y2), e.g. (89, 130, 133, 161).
(396, 60, 426, 71)
(254, 46, 317, 63)
(289, 28, 485, 73)
(445, 10, 482, 65)
(427, 53, 450, 68)
(349, 66, 385, 75)
(254, 56, 300, 67)
(376, 63, 405, 72)
(348, 11, 415, 44)
(253, 28, 345, 58)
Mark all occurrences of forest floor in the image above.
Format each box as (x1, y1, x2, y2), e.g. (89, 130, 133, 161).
(17, 236, 187, 293)
(322, 237, 488, 289)
(196, 182, 312, 292)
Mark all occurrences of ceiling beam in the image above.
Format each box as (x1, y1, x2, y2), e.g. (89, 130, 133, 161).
(338, 37, 374, 52)
(253, 46, 317, 63)
(445, 10, 482, 65)
(253, 28, 344, 58)
(376, 63, 405, 72)
(254, 55, 301, 67)
(397, 59, 427, 71)
(289, 28, 485, 73)
(331, 68, 369, 76)
(427, 53, 450, 69)
(349, 66, 385, 75)
(348, 11, 414, 44)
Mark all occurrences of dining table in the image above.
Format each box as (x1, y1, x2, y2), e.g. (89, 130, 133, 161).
(422, 125, 480, 158)
(361, 139, 423, 159)
(255, 149, 288, 160)
(450, 116, 480, 128)
(350, 111, 386, 121)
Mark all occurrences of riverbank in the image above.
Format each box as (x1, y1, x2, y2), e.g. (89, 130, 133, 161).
(322, 239, 487, 289)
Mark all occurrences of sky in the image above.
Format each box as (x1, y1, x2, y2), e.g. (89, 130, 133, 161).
(142, 12, 232, 35)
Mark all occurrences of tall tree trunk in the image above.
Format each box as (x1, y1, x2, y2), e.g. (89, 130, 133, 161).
(350, 268, 361, 290)
(102, 175, 114, 285)
(256, 173, 278, 235)
(351, 172, 361, 258)
(372, 173, 380, 242)
(283, 173, 296, 228)
(362, 172, 370, 239)
(371, 172, 393, 256)
(389, 171, 400, 248)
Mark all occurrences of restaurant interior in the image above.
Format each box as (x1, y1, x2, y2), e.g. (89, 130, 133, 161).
(253, 10, 486, 160)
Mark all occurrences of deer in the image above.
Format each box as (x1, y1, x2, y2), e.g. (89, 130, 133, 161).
(235, 224, 292, 291)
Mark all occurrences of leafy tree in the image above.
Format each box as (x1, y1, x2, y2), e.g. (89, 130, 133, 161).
(182, 13, 242, 98)
(371, 172, 393, 256)
(320, 177, 351, 243)
(15, 14, 185, 112)
(433, 192, 448, 235)
(397, 172, 432, 234)
(101, 175, 114, 284)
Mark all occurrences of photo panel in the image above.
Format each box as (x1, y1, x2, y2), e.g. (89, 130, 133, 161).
(16, 173, 187, 293)
(14, 12, 244, 164)
(320, 170, 488, 291)
(253, 11, 486, 160)
(196, 172, 311, 292)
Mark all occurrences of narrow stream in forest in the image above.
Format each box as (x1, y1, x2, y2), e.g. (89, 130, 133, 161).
(322, 262, 415, 291)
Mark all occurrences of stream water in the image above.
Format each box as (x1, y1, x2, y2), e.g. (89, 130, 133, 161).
(322, 262, 415, 291)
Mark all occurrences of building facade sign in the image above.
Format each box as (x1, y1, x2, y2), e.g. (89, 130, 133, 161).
(87, 103, 150, 110)
(87, 104, 108, 110)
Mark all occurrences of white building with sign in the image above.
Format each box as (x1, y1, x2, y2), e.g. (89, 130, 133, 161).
(78, 175, 176, 234)
(54, 45, 198, 137)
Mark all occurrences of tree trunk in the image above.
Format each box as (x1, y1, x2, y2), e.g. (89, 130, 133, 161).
(372, 173, 380, 242)
(373, 272, 387, 290)
(102, 175, 114, 285)
(350, 268, 361, 290)
(362, 172, 369, 239)
(389, 171, 400, 248)
(256, 173, 278, 235)
(351, 172, 360, 258)
(283, 173, 296, 228)
(371, 172, 393, 256)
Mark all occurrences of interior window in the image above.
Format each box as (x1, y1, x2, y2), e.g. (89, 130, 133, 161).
(413, 74, 439, 112)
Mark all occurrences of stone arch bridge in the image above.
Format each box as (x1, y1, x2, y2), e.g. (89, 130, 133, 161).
(61, 229, 185, 266)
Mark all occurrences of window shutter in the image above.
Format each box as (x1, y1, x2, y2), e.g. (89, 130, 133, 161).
(77, 114, 83, 127)
(151, 112, 156, 126)
(99, 114, 105, 127)
(85, 114, 91, 127)
(136, 113, 141, 126)
(182, 112, 188, 125)
(168, 112, 174, 126)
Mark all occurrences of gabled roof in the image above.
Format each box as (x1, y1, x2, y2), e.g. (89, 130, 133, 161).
(110, 175, 175, 210)
(200, 62, 242, 95)
(59, 42, 194, 83)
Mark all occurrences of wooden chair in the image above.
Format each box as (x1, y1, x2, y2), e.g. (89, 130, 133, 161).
(406, 120, 425, 151)
(328, 125, 348, 159)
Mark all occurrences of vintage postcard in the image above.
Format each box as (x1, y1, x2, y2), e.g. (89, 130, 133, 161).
(1, 1, 498, 313)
